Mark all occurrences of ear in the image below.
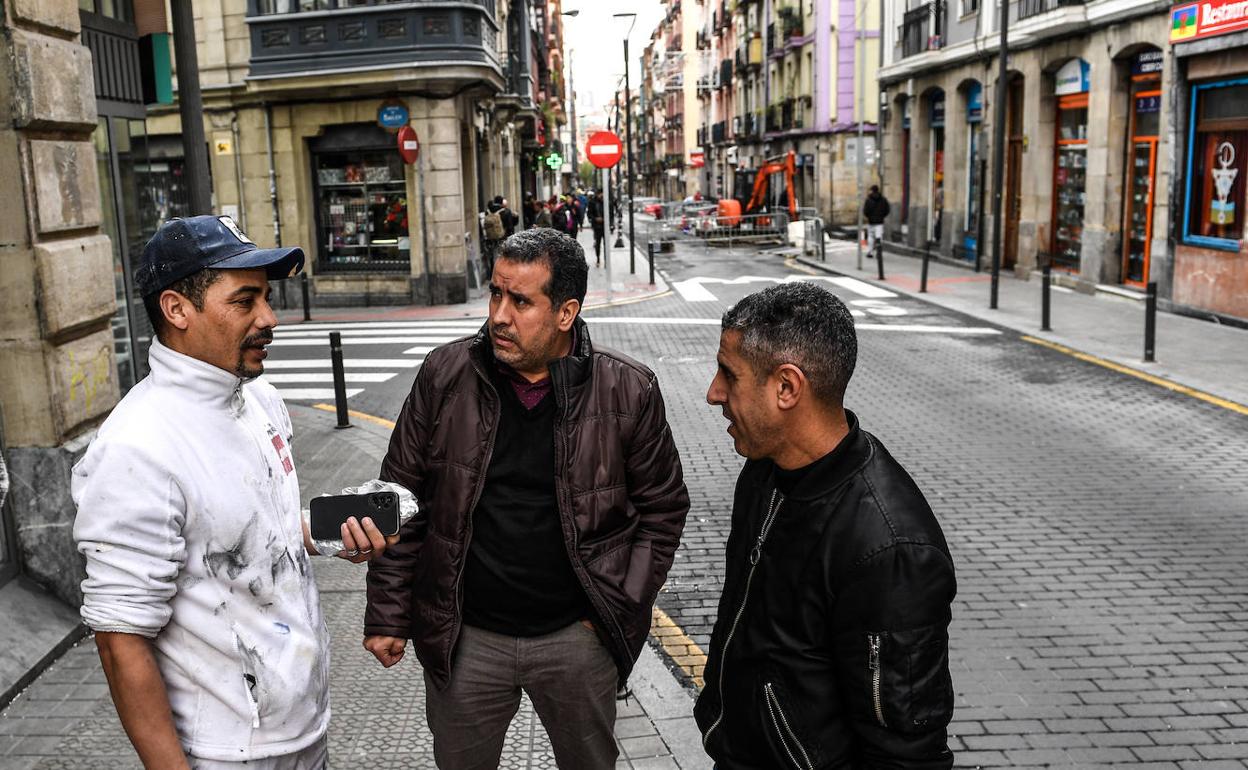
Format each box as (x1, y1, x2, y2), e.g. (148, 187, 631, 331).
(556, 299, 581, 333)
(159, 290, 194, 332)
(774, 363, 807, 411)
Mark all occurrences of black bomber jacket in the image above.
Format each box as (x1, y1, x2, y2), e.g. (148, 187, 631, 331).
(694, 412, 957, 769)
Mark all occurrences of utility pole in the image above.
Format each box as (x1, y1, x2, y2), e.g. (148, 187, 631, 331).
(990, 0, 1009, 309)
(855, 0, 866, 271)
(624, 36, 638, 275)
(170, 0, 212, 215)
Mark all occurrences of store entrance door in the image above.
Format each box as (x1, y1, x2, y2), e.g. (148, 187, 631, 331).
(1004, 76, 1025, 270)
(1123, 90, 1161, 286)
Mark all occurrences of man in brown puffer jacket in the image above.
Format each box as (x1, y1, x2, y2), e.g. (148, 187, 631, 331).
(363, 228, 690, 770)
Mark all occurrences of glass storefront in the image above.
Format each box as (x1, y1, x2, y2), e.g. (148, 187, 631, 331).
(311, 125, 411, 273)
(1052, 59, 1089, 271)
(964, 82, 983, 262)
(1122, 52, 1163, 286)
(929, 93, 945, 243)
(1183, 79, 1248, 250)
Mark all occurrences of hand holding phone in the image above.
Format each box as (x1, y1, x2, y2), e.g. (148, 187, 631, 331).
(310, 492, 400, 541)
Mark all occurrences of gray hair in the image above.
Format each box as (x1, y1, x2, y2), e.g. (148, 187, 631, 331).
(721, 282, 858, 405)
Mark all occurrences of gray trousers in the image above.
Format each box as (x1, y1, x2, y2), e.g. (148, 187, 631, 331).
(424, 621, 619, 769)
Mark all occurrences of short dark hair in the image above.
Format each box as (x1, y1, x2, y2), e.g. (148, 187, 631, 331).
(721, 282, 857, 405)
(495, 228, 588, 308)
(142, 268, 224, 338)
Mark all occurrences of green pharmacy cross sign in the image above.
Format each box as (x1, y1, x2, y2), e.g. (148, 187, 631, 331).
(545, 152, 563, 169)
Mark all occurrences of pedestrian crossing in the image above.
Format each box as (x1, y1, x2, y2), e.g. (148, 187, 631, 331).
(263, 319, 483, 401)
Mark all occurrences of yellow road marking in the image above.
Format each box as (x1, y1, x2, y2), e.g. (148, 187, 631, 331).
(310, 406, 712, 688)
(312, 403, 397, 429)
(1022, 336, 1248, 417)
(651, 605, 707, 689)
(583, 289, 674, 311)
(784, 257, 819, 275)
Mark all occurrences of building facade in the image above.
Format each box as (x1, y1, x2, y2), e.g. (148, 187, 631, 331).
(136, 0, 562, 312)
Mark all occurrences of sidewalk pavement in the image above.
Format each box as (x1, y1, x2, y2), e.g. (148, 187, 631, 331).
(799, 240, 1248, 410)
(0, 403, 705, 769)
(275, 226, 667, 326)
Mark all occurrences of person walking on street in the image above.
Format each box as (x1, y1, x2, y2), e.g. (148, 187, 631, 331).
(363, 228, 691, 770)
(565, 194, 581, 240)
(72, 215, 397, 769)
(696, 282, 957, 768)
(863, 184, 890, 259)
(496, 196, 519, 237)
(482, 200, 507, 279)
(575, 188, 588, 227)
(587, 190, 605, 267)
(522, 194, 536, 230)
(534, 200, 553, 229)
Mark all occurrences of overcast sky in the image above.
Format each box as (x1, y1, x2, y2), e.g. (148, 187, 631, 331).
(562, 2, 667, 122)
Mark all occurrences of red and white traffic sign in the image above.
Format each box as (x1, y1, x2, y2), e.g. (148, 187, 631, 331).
(586, 131, 623, 169)
(397, 125, 420, 164)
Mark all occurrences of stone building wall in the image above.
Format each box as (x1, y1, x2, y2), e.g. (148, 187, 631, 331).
(0, 0, 119, 604)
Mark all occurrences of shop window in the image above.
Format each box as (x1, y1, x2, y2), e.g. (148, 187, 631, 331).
(313, 148, 410, 272)
(1183, 79, 1248, 251)
(1052, 81, 1089, 270)
(929, 92, 945, 242)
(1122, 52, 1162, 287)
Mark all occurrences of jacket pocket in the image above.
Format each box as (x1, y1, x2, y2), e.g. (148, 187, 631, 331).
(853, 625, 954, 734)
(763, 682, 815, 770)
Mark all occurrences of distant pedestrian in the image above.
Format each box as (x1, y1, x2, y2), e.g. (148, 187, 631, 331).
(496, 196, 519, 237)
(864, 184, 890, 258)
(575, 188, 588, 227)
(364, 228, 690, 770)
(697, 282, 956, 768)
(565, 194, 581, 239)
(523, 194, 536, 230)
(534, 200, 553, 229)
(72, 215, 396, 768)
(587, 190, 605, 267)
(482, 200, 507, 279)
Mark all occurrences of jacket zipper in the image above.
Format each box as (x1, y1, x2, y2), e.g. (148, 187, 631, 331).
(702, 489, 783, 750)
(869, 633, 887, 727)
(550, 364, 630, 659)
(764, 682, 814, 770)
(452, 354, 502, 674)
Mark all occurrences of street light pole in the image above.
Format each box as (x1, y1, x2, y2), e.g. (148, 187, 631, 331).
(990, 0, 1009, 309)
(614, 12, 639, 276)
(855, 0, 865, 271)
(170, 0, 211, 215)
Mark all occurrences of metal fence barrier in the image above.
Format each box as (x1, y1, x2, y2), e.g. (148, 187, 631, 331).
(635, 211, 792, 251)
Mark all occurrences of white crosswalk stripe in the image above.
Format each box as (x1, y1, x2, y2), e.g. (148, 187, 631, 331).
(269, 336, 463, 347)
(263, 372, 399, 384)
(263, 358, 422, 369)
(273, 388, 365, 401)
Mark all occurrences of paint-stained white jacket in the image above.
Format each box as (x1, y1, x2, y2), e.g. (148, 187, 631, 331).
(72, 338, 330, 762)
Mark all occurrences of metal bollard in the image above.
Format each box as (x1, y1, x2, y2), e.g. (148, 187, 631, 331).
(876, 239, 885, 281)
(329, 332, 351, 429)
(647, 240, 659, 287)
(301, 273, 312, 322)
(920, 241, 932, 293)
(1041, 260, 1052, 332)
(1144, 281, 1157, 363)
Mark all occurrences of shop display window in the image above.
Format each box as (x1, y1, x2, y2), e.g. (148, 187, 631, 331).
(1122, 81, 1160, 287)
(313, 150, 410, 272)
(1052, 94, 1088, 270)
(1184, 80, 1248, 250)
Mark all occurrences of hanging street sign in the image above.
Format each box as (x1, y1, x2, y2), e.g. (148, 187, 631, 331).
(397, 125, 420, 164)
(378, 100, 410, 132)
(545, 152, 563, 169)
(586, 131, 624, 169)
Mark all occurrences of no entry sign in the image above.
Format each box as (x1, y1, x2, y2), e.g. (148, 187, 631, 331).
(397, 125, 420, 164)
(586, 131, 623, 169)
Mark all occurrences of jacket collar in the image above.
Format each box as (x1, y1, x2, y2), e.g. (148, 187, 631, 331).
(769, 410, 872, 502)
(147, 336, 248, 413)
(469, 315, 594, 390)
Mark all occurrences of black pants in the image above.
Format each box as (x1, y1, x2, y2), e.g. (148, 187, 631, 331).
(592, 228, 604, 259)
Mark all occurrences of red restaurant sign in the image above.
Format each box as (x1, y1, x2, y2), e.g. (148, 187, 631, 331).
(1170, 0, 1248, 43)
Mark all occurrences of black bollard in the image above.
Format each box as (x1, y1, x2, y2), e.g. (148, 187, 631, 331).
(648, 239, 658, 287)
(1041, 260, 1052, 332)
(329, 332, 351, 429)
(301, 273, 312, 322)
(1144, 281, 1157, 363)
(876, 239, 885, 281)
(920, 241, 932, 293)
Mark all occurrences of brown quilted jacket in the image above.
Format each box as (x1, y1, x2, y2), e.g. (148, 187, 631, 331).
(364, 318, 690, 688)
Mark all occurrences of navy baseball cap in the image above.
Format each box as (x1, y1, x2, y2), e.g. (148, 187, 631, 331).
(136, 215, 305, 297)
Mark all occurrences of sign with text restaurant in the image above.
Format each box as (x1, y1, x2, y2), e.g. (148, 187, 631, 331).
(1170, 0, 1248, 42)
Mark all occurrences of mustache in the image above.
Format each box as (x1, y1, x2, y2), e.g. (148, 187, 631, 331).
(242, 331, 274, 348)
(491, 326, 517, 344)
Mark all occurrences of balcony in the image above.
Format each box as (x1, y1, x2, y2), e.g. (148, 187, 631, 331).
(712, 120, 726, 143)
(719, 58, 733, 88)
(1019, 0, 1084, 20)
(246, 0, 500, 80)
(902, 2, 944, 59)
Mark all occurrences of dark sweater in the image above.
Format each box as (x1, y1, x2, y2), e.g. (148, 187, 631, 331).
(461, 371, 590, 636)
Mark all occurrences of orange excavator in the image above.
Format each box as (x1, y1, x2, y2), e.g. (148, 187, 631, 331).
(746, 151, 798, 218)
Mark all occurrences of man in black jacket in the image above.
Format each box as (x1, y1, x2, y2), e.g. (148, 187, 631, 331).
(863, 185, 890, 258)
(696, 282, 956, 769)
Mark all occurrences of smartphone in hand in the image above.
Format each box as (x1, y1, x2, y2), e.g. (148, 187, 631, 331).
(310, 492, 400, 541)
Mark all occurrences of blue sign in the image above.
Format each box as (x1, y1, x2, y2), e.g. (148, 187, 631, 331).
(966, 82, 983, 123)
(1132, 50, 1164, 75)
(378, 102, 410, 130)
(930, 94, 946, 128)
(1136, 94, 1161, 113)
(1055, 58, 1091, 96)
